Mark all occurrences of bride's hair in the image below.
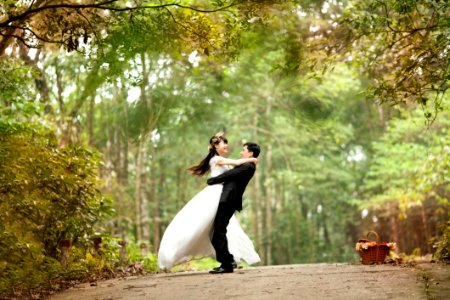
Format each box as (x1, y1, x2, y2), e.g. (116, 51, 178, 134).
(188, 132, 228, 176)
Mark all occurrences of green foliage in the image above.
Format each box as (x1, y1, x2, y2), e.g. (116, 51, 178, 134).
(0, 122, 111, 255)
(0, 58, 41, 121)
(0, 121, 112, 296)
(335, 0, 450, 110)
(170, 257, 218, 272)
(124, 240, 159, 272)
(360, 105, 450, 211)
(431, 218, 450, 263)
(354, 99, 450, 256)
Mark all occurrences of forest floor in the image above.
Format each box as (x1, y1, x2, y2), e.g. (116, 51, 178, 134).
(49, 262, 449, 300)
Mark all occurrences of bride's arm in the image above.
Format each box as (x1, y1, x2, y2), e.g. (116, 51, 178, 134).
(215, 157, 258, 166)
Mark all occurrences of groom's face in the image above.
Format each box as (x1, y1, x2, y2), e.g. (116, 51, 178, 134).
(240, 146, 253, 158)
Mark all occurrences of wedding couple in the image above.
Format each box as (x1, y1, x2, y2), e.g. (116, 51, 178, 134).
(157, 133, 261, 274)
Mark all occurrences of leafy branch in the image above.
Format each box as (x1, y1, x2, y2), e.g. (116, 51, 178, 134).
(0, 1, 238, 27)
(0, 0, 239, 53)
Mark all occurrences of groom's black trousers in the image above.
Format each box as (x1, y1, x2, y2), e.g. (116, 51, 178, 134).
(211, 202, 235, 268)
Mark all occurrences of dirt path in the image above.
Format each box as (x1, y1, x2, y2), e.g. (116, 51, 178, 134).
(50, 263, 449, 300)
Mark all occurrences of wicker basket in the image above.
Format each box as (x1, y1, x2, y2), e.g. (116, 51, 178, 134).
(357, 231, 390, 265)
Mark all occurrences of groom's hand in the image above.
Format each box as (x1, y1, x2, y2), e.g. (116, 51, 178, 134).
(207, 178, 214, 185)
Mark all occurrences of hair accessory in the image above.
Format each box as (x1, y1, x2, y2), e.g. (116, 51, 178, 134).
(209, 132, 225, 150)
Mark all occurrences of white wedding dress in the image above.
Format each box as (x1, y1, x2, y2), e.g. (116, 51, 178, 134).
(157, 156, 260, 270)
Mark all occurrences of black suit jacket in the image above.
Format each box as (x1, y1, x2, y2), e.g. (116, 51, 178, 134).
(207, 162, 256, 211)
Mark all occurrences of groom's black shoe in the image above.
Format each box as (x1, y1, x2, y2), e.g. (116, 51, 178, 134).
(209, 267, 233, 274)
(212, 261, 237, 272)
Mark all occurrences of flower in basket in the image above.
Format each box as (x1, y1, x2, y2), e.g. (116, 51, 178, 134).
(355, 241, 377, 251)
(355, 241, 397, 252)
(383, 242, 397, 250)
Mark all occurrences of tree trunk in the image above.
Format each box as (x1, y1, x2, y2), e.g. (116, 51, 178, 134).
(153, 155, 164, 252)
(121, 85, 129, 185)
(140, 143, 150, 245)
(255, 172, 264, 262)
(293, 196, 301, 262)
(252, 115, 264, 262)
(18, 42, 52, 114)
(54, 59, 65, 116)
(87, 96, 94, 146)
(148, 144, 157, 252)
(134, 145, 142, 242)
(104, 100, 113, 189)
(322, 209, 330, 248)
(250, 181, 258, 253)
(112, 81, 122, 179)
(420, 205, 432, 253)
(264, 143, 273, 265)
(272, 181, 283, 264)
(0, 28, 16, 57)
(138, 52, 151, 245)
(387, 202, 400, 252)
(135, 134, 149, 242)
(378, 105, 385, 131)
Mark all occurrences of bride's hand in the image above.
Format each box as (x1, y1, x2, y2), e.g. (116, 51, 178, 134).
(250, 157, 258, 164)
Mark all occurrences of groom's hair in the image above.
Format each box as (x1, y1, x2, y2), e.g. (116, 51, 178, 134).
(244, 142, 260, 158)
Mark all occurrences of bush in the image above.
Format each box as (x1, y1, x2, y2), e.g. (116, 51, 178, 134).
(0, 121, 112, 296)
(432, 218, 450, 263)
(124, 239, 159, 272)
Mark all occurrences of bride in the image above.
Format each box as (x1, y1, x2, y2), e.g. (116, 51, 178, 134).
(157, 132, 260, 270)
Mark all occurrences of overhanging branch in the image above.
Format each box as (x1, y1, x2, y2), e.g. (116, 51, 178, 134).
(0, 0, 239, 28)
(0, 32, 36, 48)
(5, 25, 66, 45)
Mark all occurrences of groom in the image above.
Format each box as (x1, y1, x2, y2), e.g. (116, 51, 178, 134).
(207, 142, 261, 274)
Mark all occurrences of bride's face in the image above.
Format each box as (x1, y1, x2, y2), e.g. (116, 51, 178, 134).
(215, 140, 229, 156)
